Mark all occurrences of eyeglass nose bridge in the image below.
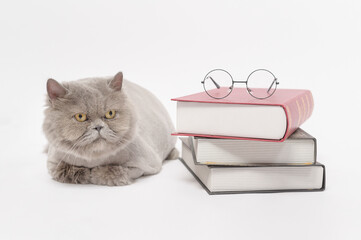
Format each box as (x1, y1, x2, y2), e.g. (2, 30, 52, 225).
(233, 80, 247, 84)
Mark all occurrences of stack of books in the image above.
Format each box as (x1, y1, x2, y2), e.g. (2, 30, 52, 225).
(172, 88, 326, 194)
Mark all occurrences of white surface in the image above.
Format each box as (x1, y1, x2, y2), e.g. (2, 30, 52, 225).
(177, 101, 287, 139)
(0, 0, 360, 239)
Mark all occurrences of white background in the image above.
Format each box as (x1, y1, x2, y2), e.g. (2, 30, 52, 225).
(0, 0, 360, 239)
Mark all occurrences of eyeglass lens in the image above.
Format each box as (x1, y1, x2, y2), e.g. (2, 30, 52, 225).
(247, 69, 277, 99)
(203, 69, 233, 99)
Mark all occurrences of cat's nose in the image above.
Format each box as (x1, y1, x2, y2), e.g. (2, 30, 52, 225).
(94, 126, 103, 132)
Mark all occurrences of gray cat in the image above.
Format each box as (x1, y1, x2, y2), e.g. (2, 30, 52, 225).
(43, 72, 178, 186)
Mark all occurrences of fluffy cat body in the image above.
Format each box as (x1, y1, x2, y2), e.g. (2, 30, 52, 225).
(43, 73, 177, 186)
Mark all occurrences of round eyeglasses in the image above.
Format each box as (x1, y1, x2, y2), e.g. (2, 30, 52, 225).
(201, 69, 279, 99)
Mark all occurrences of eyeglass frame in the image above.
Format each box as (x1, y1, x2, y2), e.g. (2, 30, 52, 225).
(201, 68, 279, 100)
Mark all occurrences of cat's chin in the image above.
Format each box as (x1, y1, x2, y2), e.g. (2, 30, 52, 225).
(58, 138, 123, 161)
(92, 137, 107, 145)
(83, 139, 120, 158)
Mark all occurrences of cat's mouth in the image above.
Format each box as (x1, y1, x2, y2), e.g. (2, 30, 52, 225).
(76, 130, 117, 147)
(93, 135, 106, 143)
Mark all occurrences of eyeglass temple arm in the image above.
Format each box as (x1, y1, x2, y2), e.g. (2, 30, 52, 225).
(267, 79, 278, 93)
(207, 76, 221, 89)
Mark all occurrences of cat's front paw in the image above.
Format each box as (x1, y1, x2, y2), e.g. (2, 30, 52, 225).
(90, 165, 132, 186)
(50, 161, 91, 184)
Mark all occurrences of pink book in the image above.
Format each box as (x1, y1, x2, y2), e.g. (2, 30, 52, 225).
(171, 88, 314, 142)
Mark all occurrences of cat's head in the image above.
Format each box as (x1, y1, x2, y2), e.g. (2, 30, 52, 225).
(43, 72, 137, 160)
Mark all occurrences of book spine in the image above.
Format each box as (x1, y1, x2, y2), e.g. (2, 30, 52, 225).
(283, 90, 314, 140)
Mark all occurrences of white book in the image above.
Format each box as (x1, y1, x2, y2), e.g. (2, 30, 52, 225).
(180, 137, 325, 194)
(190, 128, 316, 165)
(176, 101, 287, 140)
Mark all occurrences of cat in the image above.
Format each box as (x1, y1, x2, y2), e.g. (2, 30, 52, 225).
(43, 72, 178, 186)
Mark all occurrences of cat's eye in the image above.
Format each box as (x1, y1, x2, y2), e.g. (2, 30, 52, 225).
(74, 113, 87, 122)
(105, 110, 116, 119)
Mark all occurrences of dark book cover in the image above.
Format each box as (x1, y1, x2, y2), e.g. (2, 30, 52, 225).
(179, 157, 326, 195)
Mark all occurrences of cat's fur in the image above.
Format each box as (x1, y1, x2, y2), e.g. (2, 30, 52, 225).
(43, 72, 178, 186)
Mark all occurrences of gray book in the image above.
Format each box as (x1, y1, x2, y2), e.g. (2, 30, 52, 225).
(189, 128, 317, 166)
(180, 137, 325, 194)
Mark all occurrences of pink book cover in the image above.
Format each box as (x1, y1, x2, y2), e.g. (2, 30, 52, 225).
(171, 88, 314, 142)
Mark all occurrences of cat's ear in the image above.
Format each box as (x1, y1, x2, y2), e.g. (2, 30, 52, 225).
(47, 78, 67, 100)
(108, 72, 123, 91)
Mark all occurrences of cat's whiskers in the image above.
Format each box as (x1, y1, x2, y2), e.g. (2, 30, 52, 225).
(48, 140, 70, 169)
(74, 131, 94, 147)
(100, 128, 118, 143)
(56, 142, 80, 168)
